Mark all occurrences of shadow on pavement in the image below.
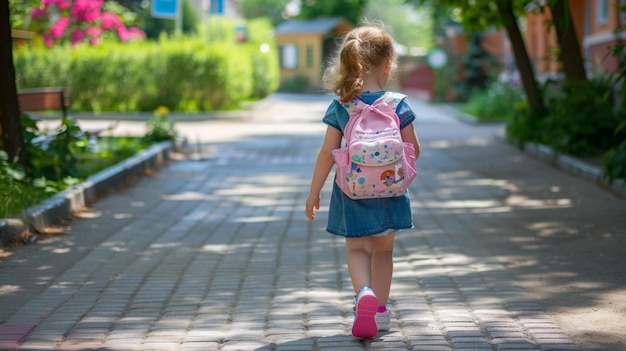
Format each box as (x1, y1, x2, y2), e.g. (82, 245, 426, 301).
(2, 95, 625, 350)
(414, 124, 626, 350)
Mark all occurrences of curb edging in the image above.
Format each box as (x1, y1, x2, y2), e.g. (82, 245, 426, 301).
(441, 103, 626, 198)
(23, 140, 174, 233)
(520, 140, 626, 198)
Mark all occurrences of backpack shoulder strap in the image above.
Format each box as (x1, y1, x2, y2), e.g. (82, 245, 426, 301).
(342, 97, 366, 117)
(340, 92, 406, 138)
(340, 97, 368, 140)
(367, 92, 405, 128)
(373, 91, 406, 112)
(342, 92, 406, 115)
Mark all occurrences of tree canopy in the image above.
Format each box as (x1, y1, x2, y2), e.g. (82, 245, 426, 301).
(405, 0, 548, 114)
(239, 0, 291, 27)
(364, 0, 433, 52)
(296, 0, 369, 25)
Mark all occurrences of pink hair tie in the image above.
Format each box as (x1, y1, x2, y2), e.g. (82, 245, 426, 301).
(356, 38, 363, 44)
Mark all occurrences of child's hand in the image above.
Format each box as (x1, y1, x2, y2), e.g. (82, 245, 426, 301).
(305, 194, 320, 221)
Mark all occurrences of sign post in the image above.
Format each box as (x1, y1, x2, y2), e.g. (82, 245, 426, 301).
(152, 0, 181, 32)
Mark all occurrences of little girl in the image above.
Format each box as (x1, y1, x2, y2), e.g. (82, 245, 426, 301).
(305, 23, 421, 339)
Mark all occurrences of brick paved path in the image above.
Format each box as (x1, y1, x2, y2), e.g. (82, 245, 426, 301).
(0, 94, 608, 350)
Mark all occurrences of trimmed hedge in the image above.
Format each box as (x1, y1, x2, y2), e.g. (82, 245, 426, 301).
(14, 23, 279, 112)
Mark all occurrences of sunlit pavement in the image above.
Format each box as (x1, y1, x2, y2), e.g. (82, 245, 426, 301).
(1, 93, 625, 350)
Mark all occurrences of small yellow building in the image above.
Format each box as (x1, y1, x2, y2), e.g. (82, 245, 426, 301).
(275, 17, 353, 91)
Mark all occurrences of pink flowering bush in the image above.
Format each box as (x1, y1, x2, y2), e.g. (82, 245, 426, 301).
(29, 0, 145, 47)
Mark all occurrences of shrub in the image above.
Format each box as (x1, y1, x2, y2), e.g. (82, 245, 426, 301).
(0, 151, 50, 218)
(602, 18, 626, 184)
(76, 136, 149, 177)
(507, 78, 621, 157)
(542, 79, 619, 156)
(1, 116, 155, 218)
(13, 45, 72, 88)
(26, 0, 145, 47)
(463, 78, 525, 121)
(14, 21, 279, 112)
(142, 107, 177, 143)
(279, 75, 310, 93)
(603, 140, 626, 184)
(506, 99, 545, 148)
(22, 116, 88, 183)
(603, 118, 626, 184)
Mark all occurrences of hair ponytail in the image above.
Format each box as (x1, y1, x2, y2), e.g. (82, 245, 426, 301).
(336, 39, 364, 103)
(321, 24, 397, 103)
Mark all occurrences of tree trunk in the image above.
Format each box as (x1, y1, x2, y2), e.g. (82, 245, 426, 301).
(496, 0, 547, 115)
(548, 0, 588, 82)
(0, 1, 26, 167)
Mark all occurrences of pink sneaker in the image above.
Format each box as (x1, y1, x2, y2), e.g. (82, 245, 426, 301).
(352, 286, 378, 338)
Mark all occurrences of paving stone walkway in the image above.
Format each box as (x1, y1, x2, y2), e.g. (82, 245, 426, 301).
(2, 93, 622, 350)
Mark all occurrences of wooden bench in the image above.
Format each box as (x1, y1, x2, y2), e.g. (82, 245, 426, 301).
(18, 87, 70, 118)
(18, 87, 118, 147)
(18, 87, 70, 146)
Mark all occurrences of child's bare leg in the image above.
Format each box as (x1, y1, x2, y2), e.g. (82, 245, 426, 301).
(345, 237, 374, 292)
(370, 234, 395, 306)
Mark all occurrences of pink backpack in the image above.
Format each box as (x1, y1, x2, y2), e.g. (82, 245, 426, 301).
(332, 92, 417, 200)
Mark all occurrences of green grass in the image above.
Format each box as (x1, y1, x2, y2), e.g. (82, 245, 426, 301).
(76, 137, 148, 177)
(1, 137, 149, 219)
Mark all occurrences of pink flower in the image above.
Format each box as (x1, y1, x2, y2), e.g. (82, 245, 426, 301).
(71, 0, 102, 22)
(70, 0, 84, 19)
(85, 26, 102, 38)
(101, 12, 122, 30)
(116, 26, 129, 42)
(53, 0, 70, 10)
(83, 9, 101, 22)
(70, 28, 85, 46)
(30, 0, 145, 47)
(30, 8, 46, 19)
(128, 27, 146, 40)
(50, 16, 69, 39)
(42, 33, 54, 47)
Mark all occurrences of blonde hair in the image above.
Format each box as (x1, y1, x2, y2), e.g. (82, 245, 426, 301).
(322, 23, 397, 103)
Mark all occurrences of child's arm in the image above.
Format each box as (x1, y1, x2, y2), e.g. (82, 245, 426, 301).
(401, 123, 420, 160)
(306, 126, 343, 221)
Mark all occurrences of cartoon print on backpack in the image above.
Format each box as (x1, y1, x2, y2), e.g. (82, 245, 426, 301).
(380, 166, 404, 186)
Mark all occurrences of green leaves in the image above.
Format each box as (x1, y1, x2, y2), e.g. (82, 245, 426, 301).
(14, 19, 279, 113)
(297, 0, 369, 25)
(142, 114, 177, 143)
(603, 137, 626, 184)
(405, 0, 530, 32)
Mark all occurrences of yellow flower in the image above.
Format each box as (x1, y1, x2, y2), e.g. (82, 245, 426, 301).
(155, 106, 169, 116)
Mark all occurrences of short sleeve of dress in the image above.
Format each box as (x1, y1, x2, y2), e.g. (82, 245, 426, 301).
(396, 98, 416, 129)
(322, 101, 342, 131)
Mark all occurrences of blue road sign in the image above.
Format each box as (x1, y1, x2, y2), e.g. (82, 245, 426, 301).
(152, 0, 178, 19)
(211, 0, 224, 14)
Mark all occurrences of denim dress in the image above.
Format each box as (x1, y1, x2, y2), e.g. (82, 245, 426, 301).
(323, 91, 416, 238)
